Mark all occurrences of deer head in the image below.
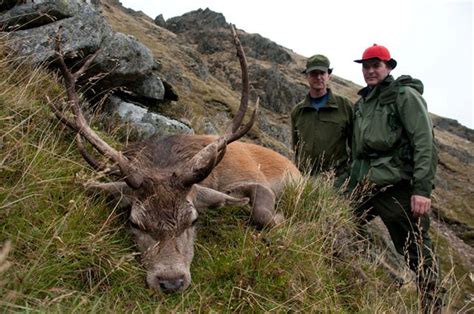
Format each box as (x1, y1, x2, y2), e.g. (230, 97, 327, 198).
(48, 25, 255, 293)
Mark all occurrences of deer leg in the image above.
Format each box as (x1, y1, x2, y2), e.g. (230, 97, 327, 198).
(225, 183, 283, 228)
(188, 184, 249, 213)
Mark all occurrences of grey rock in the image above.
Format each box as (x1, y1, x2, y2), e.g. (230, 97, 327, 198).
(130, 74, 165, 101)
(154, 14, 166, 28)
(195, 30, 228, 54)
(0, 0, 88, 31)
(0, 0, 18, 12)
(96, 32, 154, 79)
(4, 4, 109, 64)
(106, 96, 193, 140)
(92, 31, 165, 102)
(257, 112, 292, 148)
(181, 45, 209, 80)
(165, 8, 292, 65)
(166, 8, 227, 34)
(250, 64, 306, 113)
(241, 33, 292, 65)
(3, 3, 167, 103)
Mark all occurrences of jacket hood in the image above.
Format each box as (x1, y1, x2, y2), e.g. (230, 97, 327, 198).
(358, 75, 425, 98)
(395, 75, 424, 95)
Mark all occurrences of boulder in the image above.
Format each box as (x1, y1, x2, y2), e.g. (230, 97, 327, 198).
(105, 96, 193, 140)
(95, 32, 155, 79)
(129, 75, 165, 103)
(154, 14, 166, 28)
(3, 2, 170, 104)
(4, 4, 108, 64)
(92, 31, 166, 102)
(166, 8, 227, 34)
(0, 0, 19, 12)
(0, 0, 87, 31)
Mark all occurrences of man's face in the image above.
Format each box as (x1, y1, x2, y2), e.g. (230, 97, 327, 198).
(306, 70, 330, 92)
(362, 59, 391, 87)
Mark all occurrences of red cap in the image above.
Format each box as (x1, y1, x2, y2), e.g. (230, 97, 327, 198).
(354, 44, 397, 69)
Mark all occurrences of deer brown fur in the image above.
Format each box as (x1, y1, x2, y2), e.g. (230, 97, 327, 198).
(48, 25, 300, 293)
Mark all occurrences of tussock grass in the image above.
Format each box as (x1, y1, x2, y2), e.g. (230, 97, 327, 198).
(0, 40, 462, 312)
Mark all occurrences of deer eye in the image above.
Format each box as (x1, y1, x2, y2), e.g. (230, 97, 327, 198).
(129, 220, 140, 229)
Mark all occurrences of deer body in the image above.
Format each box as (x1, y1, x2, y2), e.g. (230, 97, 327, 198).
(135, 134, 299, 193)
(49, 26, 300, 293)
(121, 134, 300, 292)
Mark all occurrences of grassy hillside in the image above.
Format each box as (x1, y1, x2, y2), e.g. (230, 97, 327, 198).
(101, 0, 474, 306)
(0, 40, 467, 311)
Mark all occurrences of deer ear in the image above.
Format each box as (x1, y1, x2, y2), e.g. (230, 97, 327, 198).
(173, 141, 224, 188)
(84, 181, 132, 208)
(188, 184, 249, 213)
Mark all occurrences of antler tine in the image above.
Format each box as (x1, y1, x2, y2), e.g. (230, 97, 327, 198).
(176, 24, 257, 187)
(46, 95, 78, 130)
(228, 24, 249, 135)
(75, 134, 105, 171)
(224, 97, 258, 145)
(52, 30, 143, 189)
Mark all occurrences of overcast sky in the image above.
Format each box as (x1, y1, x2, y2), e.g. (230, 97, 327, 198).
(120, 0, 473, 128)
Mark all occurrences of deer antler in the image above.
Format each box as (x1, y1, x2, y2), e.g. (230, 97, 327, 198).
(176, 24, 258, 187)
(48, 29, 143, 188)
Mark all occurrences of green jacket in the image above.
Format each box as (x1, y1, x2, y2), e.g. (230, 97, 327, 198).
(350, 75, 438, 197)
(291, 89, 353, 176)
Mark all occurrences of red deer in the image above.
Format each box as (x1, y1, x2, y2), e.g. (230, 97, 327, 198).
(48, 26, 301, 293)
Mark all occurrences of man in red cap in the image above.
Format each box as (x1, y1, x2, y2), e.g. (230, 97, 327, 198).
(349, 44, 442, 312)
(291, 54, 353, 187)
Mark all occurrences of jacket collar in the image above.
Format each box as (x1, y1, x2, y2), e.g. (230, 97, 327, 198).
(301, 88, 339, 109)
(357, 75, 394, 99)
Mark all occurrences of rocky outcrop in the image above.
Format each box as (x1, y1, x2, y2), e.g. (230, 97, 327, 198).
(166, 8, 227, 34)
(250, 64, 306, 113)
(154, 14, 166, 28)
(1, 0, 174, 106)
(1, 0, 186, 138)
(164, 8, 293, 65)
(241, 34, 292, 65)
(433, 115, 474, 143)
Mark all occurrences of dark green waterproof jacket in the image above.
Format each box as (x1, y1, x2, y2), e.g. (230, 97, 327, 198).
(291, 89, 353, 176)
(350, 75, 438, 197)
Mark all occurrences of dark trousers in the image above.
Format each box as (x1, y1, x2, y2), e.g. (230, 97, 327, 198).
(354, 181, 440, 294)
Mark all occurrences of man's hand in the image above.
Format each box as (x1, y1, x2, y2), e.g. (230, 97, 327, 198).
(411, 195, 432, 217)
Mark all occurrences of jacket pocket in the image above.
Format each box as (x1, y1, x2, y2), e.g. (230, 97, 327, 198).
(364, 105, 402, 152)
(319, 112, 346, 138)
(368, 156, 403, 186)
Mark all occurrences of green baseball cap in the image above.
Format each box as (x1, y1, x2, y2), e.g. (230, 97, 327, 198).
(302, 54, 332, 74)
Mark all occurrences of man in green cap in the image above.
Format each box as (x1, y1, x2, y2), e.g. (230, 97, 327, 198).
(290, 54, 353, 187)
(349, 44, 442, 313)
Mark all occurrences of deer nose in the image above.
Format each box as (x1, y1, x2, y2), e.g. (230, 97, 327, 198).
(158, 276, 185, 293)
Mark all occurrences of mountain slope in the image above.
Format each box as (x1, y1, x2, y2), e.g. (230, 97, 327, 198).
(1, 0, 472, 311)
(102, 0, 474, 301)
